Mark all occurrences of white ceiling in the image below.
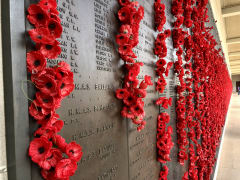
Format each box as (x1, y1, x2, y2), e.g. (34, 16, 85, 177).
(221, 0, 240, 74)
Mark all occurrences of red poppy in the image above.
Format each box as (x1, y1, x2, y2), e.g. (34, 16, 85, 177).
(27, 51, 46, 74)
(123, 93, 136, 106)
(39, 40, 61, 59)
(130, 103, 144, 116)
(144, 75, 153, 85)
(57, 76, 74, 97)
(29, 101, 50, 121)
(36, 91, 59, 110)
(116, 89, 129, 99)
(119, 44, 133, 56)
(34, 73, 58, 96)
(118, 0, 131, 6)
(65, 142, 83, 162)
(52, 135, 67, 151)
(47, 18, 62, 38)
(116, 33, 130, 46)
(54, 61, 72, 78)
(39, 148, 63, 170)
(27, 4, 49, 27)
(29, 137, 52, 164)
(55, 159, 77, 179)
(29, 27, 55, 44)
(119, 25, 132, 36)
(118, 6, 131, 22)
(39, 0, 57, 9)
(121, 106, 134, 119)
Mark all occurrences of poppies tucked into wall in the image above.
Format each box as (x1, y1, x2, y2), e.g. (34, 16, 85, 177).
(26, 0, 82, 179)
(24, 0, 232, 180)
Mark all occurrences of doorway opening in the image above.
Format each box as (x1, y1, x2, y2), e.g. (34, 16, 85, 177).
(236, 81, 240, 92)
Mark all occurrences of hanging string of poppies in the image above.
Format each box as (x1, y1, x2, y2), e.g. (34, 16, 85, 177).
(154, 1, 174, 179)
(26, 0, 82, 179)
(115, 0, 153, 131)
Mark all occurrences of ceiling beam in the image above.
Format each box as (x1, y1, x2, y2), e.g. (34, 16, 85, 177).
(229, 51, 240, 57)
(222, 5, 240, 17)
(227, 37, 240, 44)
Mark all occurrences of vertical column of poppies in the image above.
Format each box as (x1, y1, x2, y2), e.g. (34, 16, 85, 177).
(154, 1, 174, 180)
(180, 1, 201, 179)
(26, 0, 82, 179)
(115, 0, 153, 132)
(171, 0, 190, 166)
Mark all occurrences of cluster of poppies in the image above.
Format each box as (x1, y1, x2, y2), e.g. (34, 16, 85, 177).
(26, 0, 82, 179)
(158, 166, 169, 180)
(157, 113, 174, 164)
(154, 1, 174, 179)
(116, 0, 153, 131)
(171, 0, 232, 179)
(154, 0, 166, 32)
(172, 0, 191, 168)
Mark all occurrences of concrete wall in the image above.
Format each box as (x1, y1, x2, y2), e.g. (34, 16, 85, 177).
(0, 2, 7, 179)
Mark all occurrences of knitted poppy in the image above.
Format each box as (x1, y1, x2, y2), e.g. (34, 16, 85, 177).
(38, 148, 63, 170)
(118, 6, 131, 22)
(116, 89, 129, 99)
(27, 51, 46, 74)
(39, 40, 61, 59)
(57, 76, 74, 97)
(55, 61, 73, 80)
(47, 18, 63, 38)
(29, 27, 55, 44)
(55, 159, 77, 179)
(34, 73, 58, 96)
(27, 4, 49, 27)
(29, 137, 52, 164)
(65, 142, 83, 162)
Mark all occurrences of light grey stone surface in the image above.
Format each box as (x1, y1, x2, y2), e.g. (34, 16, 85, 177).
(0, 2, 7, 179)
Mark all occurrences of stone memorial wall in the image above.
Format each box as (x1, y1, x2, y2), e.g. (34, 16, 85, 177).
(2, 0, 225, 179)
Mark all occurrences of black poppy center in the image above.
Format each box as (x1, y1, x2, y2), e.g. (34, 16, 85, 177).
(128, 96, 133, 101)
(123, 46, 127, 50)
(48, 23, 56, 30)
(37, 13, 44, 20)
(60, 71, 65, 77)
(135, 107, 140, 111)
(38, 147, 45, 154)
(70, 150, 74, 154)
(37, 35, 42, 40)
(122, 0, 126, 3)
(122, 12, 126, 17)
(120, 91, 124, 94)
(119, 36, 124, 40)
(45, 114, 51, 119)
(60, 83, 65, 89)
(43, 98, 49, 103)
(46, 44, 53, 50)
(34, 59, 41, 67)
(46, 82, 53, 89)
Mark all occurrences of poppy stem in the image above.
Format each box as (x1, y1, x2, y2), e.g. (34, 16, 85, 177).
(21, 80, 38, 111)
